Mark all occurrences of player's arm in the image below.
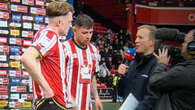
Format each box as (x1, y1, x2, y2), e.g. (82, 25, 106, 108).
(91, 75, 103, 110)
(91, 75, 99, 99)
(21, 47, 54, 98)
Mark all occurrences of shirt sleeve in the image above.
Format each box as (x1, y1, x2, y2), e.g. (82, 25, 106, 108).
(95, 50, 100, 73)
(32, 30, 58, 57)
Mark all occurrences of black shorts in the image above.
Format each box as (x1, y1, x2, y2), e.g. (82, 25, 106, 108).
(36, 98, 68, 110)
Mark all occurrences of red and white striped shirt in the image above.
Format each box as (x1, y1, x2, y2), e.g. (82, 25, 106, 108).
(63, 39, 100, 110)
(32, 27, 68, 108)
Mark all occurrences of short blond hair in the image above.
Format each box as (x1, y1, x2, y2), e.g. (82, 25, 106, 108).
(137, 25, 157, 40)
(46, 1, 74, 17)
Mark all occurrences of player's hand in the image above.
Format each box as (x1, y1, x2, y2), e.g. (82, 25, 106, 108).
(43, 86, 54, 98)
(70, 106, 78, 110)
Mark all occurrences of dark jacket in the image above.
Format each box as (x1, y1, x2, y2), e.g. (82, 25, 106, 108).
(118, 53, 158, 110)
(150, 59, 195, 110)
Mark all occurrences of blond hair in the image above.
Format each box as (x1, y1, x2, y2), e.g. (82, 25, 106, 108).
(46, 1, 74, 17)
(137, 25, 157, 40)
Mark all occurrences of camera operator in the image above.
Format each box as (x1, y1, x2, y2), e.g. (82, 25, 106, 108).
(117, 25, 158, 110)
(155, 28, 185, 66)
(150, 29, 195, 110)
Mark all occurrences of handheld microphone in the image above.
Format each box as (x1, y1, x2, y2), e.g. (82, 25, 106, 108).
(123, 48, 136, 66)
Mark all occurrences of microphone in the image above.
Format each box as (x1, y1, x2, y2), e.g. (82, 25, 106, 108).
(123, 48, 136, 66)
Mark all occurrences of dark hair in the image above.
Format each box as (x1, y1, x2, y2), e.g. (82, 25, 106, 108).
(74, 14, 94, 29)
(46, 1, 74, 17)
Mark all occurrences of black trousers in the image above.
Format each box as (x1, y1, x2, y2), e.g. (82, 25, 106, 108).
(36, 98, 68, 110)
(112, 85, 118, 103)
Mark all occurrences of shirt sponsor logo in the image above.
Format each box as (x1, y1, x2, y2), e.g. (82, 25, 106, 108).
(80, 64, 92, 83)
(40, 37, 50, 47)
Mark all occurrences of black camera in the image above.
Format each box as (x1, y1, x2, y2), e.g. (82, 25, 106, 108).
(155, 28, 186, 65)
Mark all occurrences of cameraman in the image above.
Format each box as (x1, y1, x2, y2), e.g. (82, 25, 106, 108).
(117, 25, 158, 110)
(150, 29, 195, 110)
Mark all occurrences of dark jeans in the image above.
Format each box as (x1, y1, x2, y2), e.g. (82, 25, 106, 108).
(36, 98, 68, 110)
